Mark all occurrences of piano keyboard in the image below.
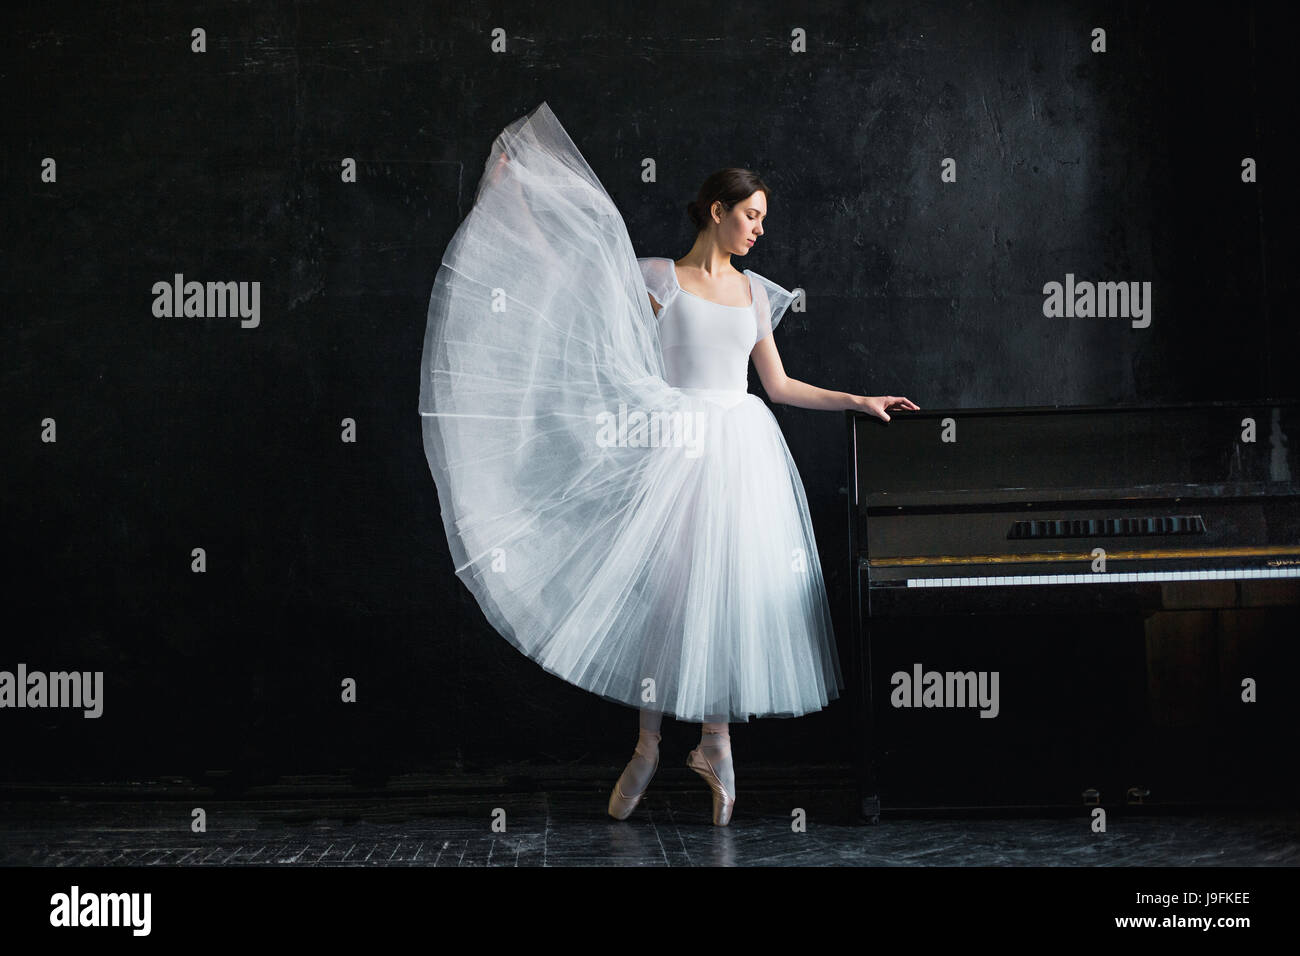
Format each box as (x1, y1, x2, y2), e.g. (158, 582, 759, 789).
(906, 567, 1300, 587)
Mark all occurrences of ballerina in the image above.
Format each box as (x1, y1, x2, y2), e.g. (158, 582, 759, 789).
(418, 102, 918, 827)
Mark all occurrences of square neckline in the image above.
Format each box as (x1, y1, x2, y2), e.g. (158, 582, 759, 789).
(670, 261, 755, 310)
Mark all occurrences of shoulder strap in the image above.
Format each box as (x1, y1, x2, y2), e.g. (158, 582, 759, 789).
(745, 269, 797, 341)
(637, 257, 678, 310)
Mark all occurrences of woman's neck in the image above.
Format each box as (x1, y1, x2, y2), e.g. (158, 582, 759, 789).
(677, 237, 735, 277)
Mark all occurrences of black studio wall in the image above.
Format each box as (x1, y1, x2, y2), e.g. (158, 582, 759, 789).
(4, 0, 1297, 784)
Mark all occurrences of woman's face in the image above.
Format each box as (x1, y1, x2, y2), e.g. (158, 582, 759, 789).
(712, 190, 766, 255)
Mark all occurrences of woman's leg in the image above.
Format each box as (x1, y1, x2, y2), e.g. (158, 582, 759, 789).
(698, 716, 734, 800)
(608, 708, 664, 819)
(617, 709, 662, 794)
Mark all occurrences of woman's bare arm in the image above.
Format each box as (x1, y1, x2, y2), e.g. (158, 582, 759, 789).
(750, 334, 919, 422)
(484, 152, 555, 257)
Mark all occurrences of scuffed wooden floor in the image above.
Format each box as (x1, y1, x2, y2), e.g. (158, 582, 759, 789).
(3, 767, 1298, 866)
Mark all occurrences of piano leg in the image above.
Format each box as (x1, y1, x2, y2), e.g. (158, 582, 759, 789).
(860, 793, 881, 824)
(853, 615, 881, 824)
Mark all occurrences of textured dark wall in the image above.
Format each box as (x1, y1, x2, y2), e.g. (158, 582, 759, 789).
(5, 0, 1296, 782)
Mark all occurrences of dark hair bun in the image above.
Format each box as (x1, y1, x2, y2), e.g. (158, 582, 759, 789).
(685, 199, 702, 230)
(686, 168, 770, 235)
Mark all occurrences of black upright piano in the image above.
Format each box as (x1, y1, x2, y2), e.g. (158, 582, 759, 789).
(845, 400, 1300, 821)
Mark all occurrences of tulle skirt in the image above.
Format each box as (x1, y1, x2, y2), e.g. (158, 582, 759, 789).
(418, 102, 842, 721)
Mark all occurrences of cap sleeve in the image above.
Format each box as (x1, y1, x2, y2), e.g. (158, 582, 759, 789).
(745, 270, 797, 343)
(637, 257, 678, 312)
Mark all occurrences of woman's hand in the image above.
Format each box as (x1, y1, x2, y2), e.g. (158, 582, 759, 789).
(856, 394, 920, 422)
(487, 151, 509, 187)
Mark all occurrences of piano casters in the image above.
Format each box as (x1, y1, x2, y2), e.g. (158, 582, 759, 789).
(1082, 786, 1153, 808)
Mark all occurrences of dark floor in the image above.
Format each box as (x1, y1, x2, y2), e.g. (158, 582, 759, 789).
(3, 765, 1298, 866)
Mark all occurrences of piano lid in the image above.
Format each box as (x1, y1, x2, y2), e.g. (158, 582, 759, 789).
(849, 400, 1300, 511)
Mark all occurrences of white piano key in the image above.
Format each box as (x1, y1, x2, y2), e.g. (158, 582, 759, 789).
(900, 567, 1300, 587)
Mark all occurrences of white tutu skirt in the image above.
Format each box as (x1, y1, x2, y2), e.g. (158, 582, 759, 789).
(419, 102, 843, 721)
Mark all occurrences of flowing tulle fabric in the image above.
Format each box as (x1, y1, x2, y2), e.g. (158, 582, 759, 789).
(418, 101, 842, 721)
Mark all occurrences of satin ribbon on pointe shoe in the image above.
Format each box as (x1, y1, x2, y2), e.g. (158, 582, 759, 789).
(686, 746, 735, 826)
(607, 734, 660, 820)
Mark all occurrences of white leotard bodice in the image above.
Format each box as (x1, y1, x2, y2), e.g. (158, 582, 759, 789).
(636, 257, 797, 395)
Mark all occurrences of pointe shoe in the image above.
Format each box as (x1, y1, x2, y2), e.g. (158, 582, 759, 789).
(687, 746, 735, 826)
(607, 744, 659, 821)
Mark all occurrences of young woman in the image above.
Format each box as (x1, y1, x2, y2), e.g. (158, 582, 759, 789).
(419, 102, 917, 827)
